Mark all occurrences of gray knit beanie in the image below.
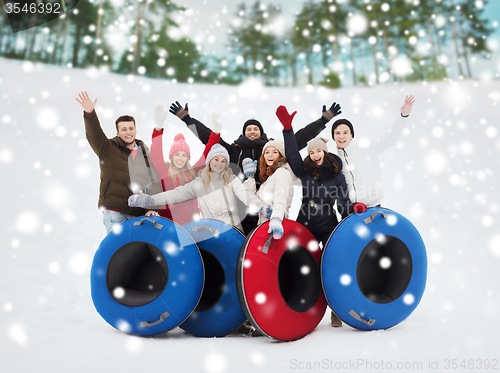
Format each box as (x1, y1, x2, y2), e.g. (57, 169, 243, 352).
(205, 144, 230, 168)
(307, 137, 329, 154)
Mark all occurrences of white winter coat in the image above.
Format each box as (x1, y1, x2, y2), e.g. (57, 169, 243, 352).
(245, 163, 296, 225)
(151, 172, 264, 231)
(337, 116, 408, 207)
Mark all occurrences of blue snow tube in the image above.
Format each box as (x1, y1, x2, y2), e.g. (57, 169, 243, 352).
(321, 207, 427, 330)
(91, 216, 204, 336)
(180, 219, 246, 337)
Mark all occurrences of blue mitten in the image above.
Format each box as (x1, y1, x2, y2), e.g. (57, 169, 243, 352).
(242, 158, 257, 178)
(128, 191, 154, 208)
(268, 218, 284, 239)
(260, 205, 273, 219)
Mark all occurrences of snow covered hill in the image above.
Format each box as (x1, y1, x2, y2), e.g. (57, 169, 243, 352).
(1, 58, 500, 372)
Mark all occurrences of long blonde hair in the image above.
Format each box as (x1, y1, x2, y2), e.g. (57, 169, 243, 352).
(168, 156, 197, 186)
(199, 164, 233, 192)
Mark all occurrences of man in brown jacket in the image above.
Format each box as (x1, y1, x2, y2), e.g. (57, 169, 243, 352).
(76, 91, 161, 233)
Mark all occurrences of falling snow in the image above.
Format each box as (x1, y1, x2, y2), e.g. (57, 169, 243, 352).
(1, 49, 500, 371)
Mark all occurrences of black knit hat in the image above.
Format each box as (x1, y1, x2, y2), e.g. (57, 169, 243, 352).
(331, 118, 355, 138)
(242, 119, 264, 136)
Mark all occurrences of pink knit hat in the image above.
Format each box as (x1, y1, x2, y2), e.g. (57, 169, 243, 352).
(169, 133, 191, 159)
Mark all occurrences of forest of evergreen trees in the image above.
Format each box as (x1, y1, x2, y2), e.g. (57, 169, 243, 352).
(0, 0, 495, 88)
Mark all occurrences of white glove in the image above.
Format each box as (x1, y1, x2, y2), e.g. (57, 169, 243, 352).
(128, 191, 155, 208)
(268, 218, 284, 239)
(212, 113, 223, 134)
(155, 104, 168, 129)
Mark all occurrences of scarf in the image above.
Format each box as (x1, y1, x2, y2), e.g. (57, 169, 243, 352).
(233, 133, 269, 149)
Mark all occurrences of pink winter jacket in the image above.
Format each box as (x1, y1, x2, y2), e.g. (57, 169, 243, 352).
(150, 129, 220, 225)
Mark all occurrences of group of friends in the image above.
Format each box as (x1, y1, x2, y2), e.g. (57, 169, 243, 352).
(76, 91, 415, 331)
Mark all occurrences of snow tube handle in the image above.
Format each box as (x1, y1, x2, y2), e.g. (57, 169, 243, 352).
(349, 309, 376, 326)
(262, 234, 272, 254)
(133, 217, 163, 229)
(140, 311, 170, 327)
(363, 211, 390, 225)
(192, 225, 219, 237)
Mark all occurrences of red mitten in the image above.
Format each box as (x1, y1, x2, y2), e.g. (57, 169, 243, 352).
(353, 202, 367, 213)
(276, 105, 297, 130)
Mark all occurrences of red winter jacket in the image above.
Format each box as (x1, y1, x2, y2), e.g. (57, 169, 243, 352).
(150, 129, 221, 225)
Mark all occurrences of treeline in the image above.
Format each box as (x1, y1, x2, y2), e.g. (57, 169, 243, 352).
(0, 0, 494, 87)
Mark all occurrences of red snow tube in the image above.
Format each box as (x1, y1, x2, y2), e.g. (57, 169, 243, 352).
(236, 219, 327, 341)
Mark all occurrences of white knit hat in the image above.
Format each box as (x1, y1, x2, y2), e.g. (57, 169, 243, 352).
(205, 144, 230, 168)
(307, 137, 329, 154)
(262, 140, 285, 157)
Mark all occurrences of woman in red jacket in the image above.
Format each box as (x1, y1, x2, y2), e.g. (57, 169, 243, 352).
(149, 104, 220, 225)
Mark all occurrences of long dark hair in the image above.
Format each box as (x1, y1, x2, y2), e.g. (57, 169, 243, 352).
(302, 152, 339, 178)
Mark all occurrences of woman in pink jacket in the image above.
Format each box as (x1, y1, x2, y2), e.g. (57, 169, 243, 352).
(149, 104, 220, 225)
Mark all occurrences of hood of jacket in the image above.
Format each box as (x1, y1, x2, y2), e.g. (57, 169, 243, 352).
(275, 157, 298, 183)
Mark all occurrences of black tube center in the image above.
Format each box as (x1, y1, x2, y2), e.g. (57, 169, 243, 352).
(107, 241, 168, 307)
(357, 235, 413, 304)
(278, 246, 321, 313)
(194, 249, 226, 313)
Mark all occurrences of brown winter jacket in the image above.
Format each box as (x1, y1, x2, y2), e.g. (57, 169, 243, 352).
(84, 111, 161, 216)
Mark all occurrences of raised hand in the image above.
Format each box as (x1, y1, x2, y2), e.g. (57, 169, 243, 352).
(400, 95, 415, 117)
(322, 102, 342, 121)
(154, 104, 168, 129)
(242, 158, 257, 178)
(212, 113, 223, 134)
(276, 105, 297, 130)
(169, 101, 189, 120)
(75, 91, 97, 114)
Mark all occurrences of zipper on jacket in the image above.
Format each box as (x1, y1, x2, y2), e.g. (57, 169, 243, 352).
(343, 149, 357, 203)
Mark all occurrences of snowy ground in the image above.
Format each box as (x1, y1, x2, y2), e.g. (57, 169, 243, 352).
(1, 58, 500, 372)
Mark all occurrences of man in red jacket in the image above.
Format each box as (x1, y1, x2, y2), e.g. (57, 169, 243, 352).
(76, 91, 161, 234)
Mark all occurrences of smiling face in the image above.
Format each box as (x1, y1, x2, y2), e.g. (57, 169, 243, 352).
(116, 121, 137, 148)
(245, 125, 261, 140)
(333, 124, 353, 149)
(263, 146, 280, 167)
(171, 151, 188, 169)
(209, 156, 227, 173)
(309, 148, 325, 165)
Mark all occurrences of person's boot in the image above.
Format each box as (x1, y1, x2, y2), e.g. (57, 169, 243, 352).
(331, 311, 342, 327)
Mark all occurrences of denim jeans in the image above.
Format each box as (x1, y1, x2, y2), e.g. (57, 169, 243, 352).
(103, 210, 135, 234)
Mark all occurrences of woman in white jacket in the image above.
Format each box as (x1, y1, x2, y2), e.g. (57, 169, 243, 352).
(128, 143, 265, 232)
(332, 95, 415, 212)
(243, 140, 296, 239)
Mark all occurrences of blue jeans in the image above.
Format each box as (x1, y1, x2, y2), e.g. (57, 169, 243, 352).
(103, 210, 135, 234)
